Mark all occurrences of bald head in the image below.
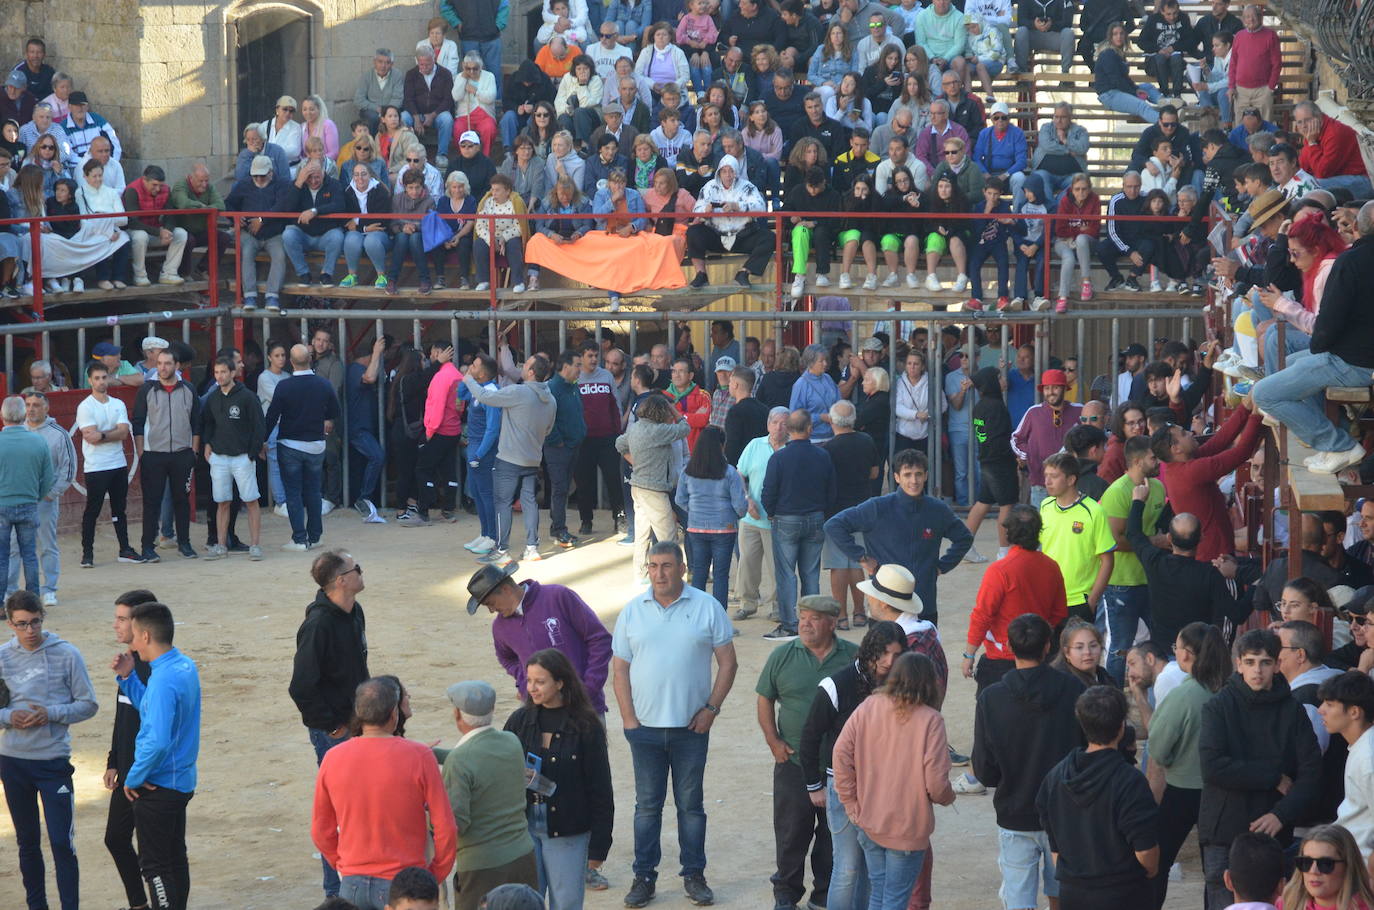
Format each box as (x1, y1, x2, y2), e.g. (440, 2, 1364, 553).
(1169, 513, 1202, 553)
(290, 344, 311, 370)
(786, 408, 812, 438)
(1358, 200, 1374, 238)
(1082, 400, 1108, 421)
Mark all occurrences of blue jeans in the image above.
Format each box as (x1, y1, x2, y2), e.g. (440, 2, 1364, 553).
(687, 530, 736, 608)
(947, 427, 978, 507)
(401, 110, 456, 158)
(530, 802, 590, 910)
(309, 728, 349, 896)
(1032, 171, 1074, 200)
(771, 512, 825, 629)
(283, 226, 345, 280)
(1316, 174, 1374, 197)
(387, 230, 429, 282)
(856, 828, 925, 910)
(1197, 89, 1233, 125)
(472, 449, 497, 538)
(1013, 244, 1044, 300)
(494, 458, 540, 550)
(1, 755, 78, 910)
(279, 444, 325, 545)
(1098, 86, 1160, 122)
(1264, 324, 1311, 375)
(500, 109, 528, 149)
(463, 40, 504, 98)
(343, 230, 391, 278)
(1100, 584, 1150, 685)
(0, 503, 40, 596)
(624, 725, 709, 880)
(266, 426, 286, 504)
(1253, 349, 1373, 452)
(6, 498, 56, 597)
(339, 874, 391, 910)
(349, 428, 385, 502)
(969, 240, 1009, 302)
(996, 827, 1058, 909)
(827, 780, 870, 910)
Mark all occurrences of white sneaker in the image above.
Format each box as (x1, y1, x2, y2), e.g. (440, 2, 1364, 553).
(906, 273, 919, 289)
(71, 278, 84, 293)
(1010, 297, 1025, 310)
(1031, 296, 1052, 311)
(1149, 279, 1163, 293)
(862, 273, 878, 290)
(45, 279, 62, 293)
(281, 541, 309, 552)
(962, 545, 988, 564)
(159, 272, 186, 285)
(133, 275, 152, 287)
(814, 274, 830, 287)
(881, 272, 899, 287)
(512, 283, 526, 293)
(953, 773, 986, 794)
(952, 273, 969, 292)
(790, 275, 805, 299)
(41, 592, 56, 607)
(274, 503, 288, 518)
(838, 273, 853, 289)
(1165, 280, 1179, 292)
(58, 278, 70, 292)
(925, 273, 942, 292)
(1304, 444, 1367, 474)
(474, 281, 490, 291)
(463, 535, 488, 552)
(470, 535, 495, 554)
(523, 544, 542, 561)
(320, 499, 334, 516)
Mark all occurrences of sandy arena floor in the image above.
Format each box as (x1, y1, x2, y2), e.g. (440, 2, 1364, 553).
(0, 507, 1206, 909)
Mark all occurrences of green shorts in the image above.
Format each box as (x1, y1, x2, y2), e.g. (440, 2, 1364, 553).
(878, 233, 902, 253)
(925, 232, 948, 255)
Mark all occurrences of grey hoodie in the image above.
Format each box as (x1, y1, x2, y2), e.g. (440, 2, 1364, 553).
(462, 374, 556, 467)
(616, 419, 690, 491)
(33, 417, 77, 500)
(0, 631, 99, 760)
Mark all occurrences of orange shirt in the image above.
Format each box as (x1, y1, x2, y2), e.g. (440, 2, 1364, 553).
(312, 736, 458, 882)
(535, 45, 582, 81)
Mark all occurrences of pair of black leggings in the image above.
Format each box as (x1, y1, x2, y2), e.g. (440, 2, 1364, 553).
(140, 450, 195, 551)
(82, 467, 131, 553)
(415, 432, 460, 517)
(575, 435, 624, 525)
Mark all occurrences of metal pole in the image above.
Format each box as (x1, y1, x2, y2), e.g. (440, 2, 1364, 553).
(29, 217, 43, 320)
(1147, 317, 1157, 358)
(926, 319, 940, 498)
(1110, 318, 1121, 410)
(1075, 317, 1085, 404)
(375, 317, 386, 511)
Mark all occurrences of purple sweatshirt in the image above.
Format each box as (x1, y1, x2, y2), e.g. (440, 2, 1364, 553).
(491, 579, 614, 712)
(1010, 401, 1082, 487)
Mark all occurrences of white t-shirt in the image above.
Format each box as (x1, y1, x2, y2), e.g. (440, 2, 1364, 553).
(75, 394, 130, 472)
(1153, 659, 1188, 706)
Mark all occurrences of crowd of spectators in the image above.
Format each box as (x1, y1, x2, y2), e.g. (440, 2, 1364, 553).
(2, 3, 1371, 307)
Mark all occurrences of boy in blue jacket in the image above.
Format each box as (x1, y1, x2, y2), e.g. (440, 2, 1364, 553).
(1014, 171, 1052, 309)
(967, 177, 1015, 310)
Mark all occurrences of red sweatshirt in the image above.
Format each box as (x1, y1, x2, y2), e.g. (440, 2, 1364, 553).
(576, 367, 623, 438)
(423, 362, 464, 437)
(311, 735, 458, 882)
(1099, 435, 1126, 484)
(1159, 407, 1264, 563)
(966, 546, 1068, 661)
(1229, 28, 1281, 91)
(1051, 192, 1100, 242)
(1299, 116, 1367, 179)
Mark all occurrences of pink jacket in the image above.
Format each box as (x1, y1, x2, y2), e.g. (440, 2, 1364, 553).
(832, 694, 954, 851)
(424, 362, 464, 437)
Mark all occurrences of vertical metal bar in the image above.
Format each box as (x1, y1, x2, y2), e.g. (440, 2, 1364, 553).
(1032, 320, 1043, 404)
(214, 316, 223, 353)
(182, 319, 190, 346)
(965, 325, 975, 510)
(1110, 318, 1121, 410)
(207, 210, 220, 310)
(77, 328, 86, 377)
(340, 315, 350, 507)
(113, 324, 121, 349)
(376, 317, 386, 511)
(522, 319, 532, 366)
(450, 316, 460, 358)
(1181, 317, 1192, 347)
(299, 317, 308, 347)
(41, 330, 49, 364)
(628, 320, 638, 362)
(412, 318, 422, 349)
(1075, 317, 1085, 405)
(3, 335, 11, 395)
(926, 317, 940, 498)
(29, 218, 43, 320)
(1147, 317, 1157, 358)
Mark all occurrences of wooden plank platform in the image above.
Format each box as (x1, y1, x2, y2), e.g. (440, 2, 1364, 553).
(1326, 386, 1373, 403)
(1278, 428, 1349, 510)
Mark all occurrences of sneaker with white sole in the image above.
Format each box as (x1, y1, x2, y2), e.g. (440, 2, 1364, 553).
(952, 273, 969, 292)
(925, 273, 942, 291)
(1304, 444, 1367, 474)
(862, 273, 878, 290)
(203, 544, 227, 560)
(523, 545, 543, 561)
(790, 275, 805, 299)
(962, 545, 988, 564)
(838, 273, 853, 289)
(282, 541, 310, 552)
(463, 535, 490, 552)
(881, 272, 899, 287)
(953, 773, 986, 794)
(814, 274, 830, 287)
(1009, 297, 1025, 310)
(478, 548, 510, 565)
(274, 503, 288, 518)
(42, 592, 57, 607)
(906, 273, 919, 289)
(249, 545, 263, 561)
(320, 499, 334, 516)
(1149, 279, 1163, 293)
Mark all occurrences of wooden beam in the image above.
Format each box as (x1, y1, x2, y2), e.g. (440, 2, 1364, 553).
(1277, 429, 1349, 510)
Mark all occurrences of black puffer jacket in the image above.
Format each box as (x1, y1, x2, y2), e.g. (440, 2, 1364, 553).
(287, 590, 369, 732)
(1198, 672, 1322, 846)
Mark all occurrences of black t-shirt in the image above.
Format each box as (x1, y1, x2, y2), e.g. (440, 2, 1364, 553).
(824, 430, 879, 511)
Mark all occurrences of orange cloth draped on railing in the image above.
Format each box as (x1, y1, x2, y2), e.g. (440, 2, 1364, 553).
(526, 231, 688, 294)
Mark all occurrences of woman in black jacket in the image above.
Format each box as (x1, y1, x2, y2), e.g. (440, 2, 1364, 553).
(755, 344, 803, 410)
(504, 648, 614, 910)
(340, 161, 393, 286)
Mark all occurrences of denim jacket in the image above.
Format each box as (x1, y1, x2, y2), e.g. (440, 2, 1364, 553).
(675, 466, 749, 531)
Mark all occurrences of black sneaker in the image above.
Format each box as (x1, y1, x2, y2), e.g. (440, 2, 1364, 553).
(690, 272, 709, 288)
(624, 876, 656, 908)
(80, 551, 94, 569)
(1104, 277, 1126, 292)
(440, 510, 460, 523)
(141, 548, 162, 564)
(556, 532, 580, 549)
(225, 539, 250, 554)
(763, 624, 798, 641)
(116, 548, 144, 564)
(1122, 276, 1142, 292)
(178, 543, 199, 559)
(683, 873, 714, 906)
(734, 269, 751, 288)
(579, 521, 593, 535)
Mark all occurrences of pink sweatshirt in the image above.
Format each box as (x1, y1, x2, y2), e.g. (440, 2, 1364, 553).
(424, 362, 465, 437)
(832, 694, 955, 851)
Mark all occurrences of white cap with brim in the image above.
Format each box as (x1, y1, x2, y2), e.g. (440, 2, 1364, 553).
(855, 564, 923, 614)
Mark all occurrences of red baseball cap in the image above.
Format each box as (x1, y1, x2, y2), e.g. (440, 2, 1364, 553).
(1039, 369, 1069, 388)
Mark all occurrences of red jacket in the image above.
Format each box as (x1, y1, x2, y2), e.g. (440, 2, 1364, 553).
(576, 369, 623, 438)
(1299, 116, 1368, 179)
(1051, 191, 1100, 242)
(966, 546, 1068, 661)
(1229, 27, 1281, 91)
(1099, 435, 1126, 484)
(1159, 407, 1264, 563)
(668, 383, 711, 450)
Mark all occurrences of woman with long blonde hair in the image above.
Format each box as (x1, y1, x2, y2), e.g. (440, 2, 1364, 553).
(1283, 825, 1374, 910)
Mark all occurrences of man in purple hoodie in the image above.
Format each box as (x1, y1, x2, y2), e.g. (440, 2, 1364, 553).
(465, 564, 613, 712)
(1011, 368, 1082, 507)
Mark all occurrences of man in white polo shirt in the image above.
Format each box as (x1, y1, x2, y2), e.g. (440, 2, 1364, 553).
(612, 541, 738, 909)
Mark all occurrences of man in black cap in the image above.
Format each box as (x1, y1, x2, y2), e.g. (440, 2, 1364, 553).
(1116, 342, 1148, 405)
(467, 564, 612, 715)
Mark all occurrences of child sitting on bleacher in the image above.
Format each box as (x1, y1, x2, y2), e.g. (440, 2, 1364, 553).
(1013, 172, 1051, 310)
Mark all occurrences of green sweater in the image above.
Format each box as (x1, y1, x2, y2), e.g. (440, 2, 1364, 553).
(1147, 675, 1210, 789)
(441, 727, 535, 872)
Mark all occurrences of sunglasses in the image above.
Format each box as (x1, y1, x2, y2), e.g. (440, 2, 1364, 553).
(280, 106, 296, 112)
(1243, 107, 1261, 117)
(1295, 856, 1344, 874)
(943, 149, 960, 156)
(406, 158, 422, 163)
(339, 563, 363, 578)
(991, 114, 1008, 121)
